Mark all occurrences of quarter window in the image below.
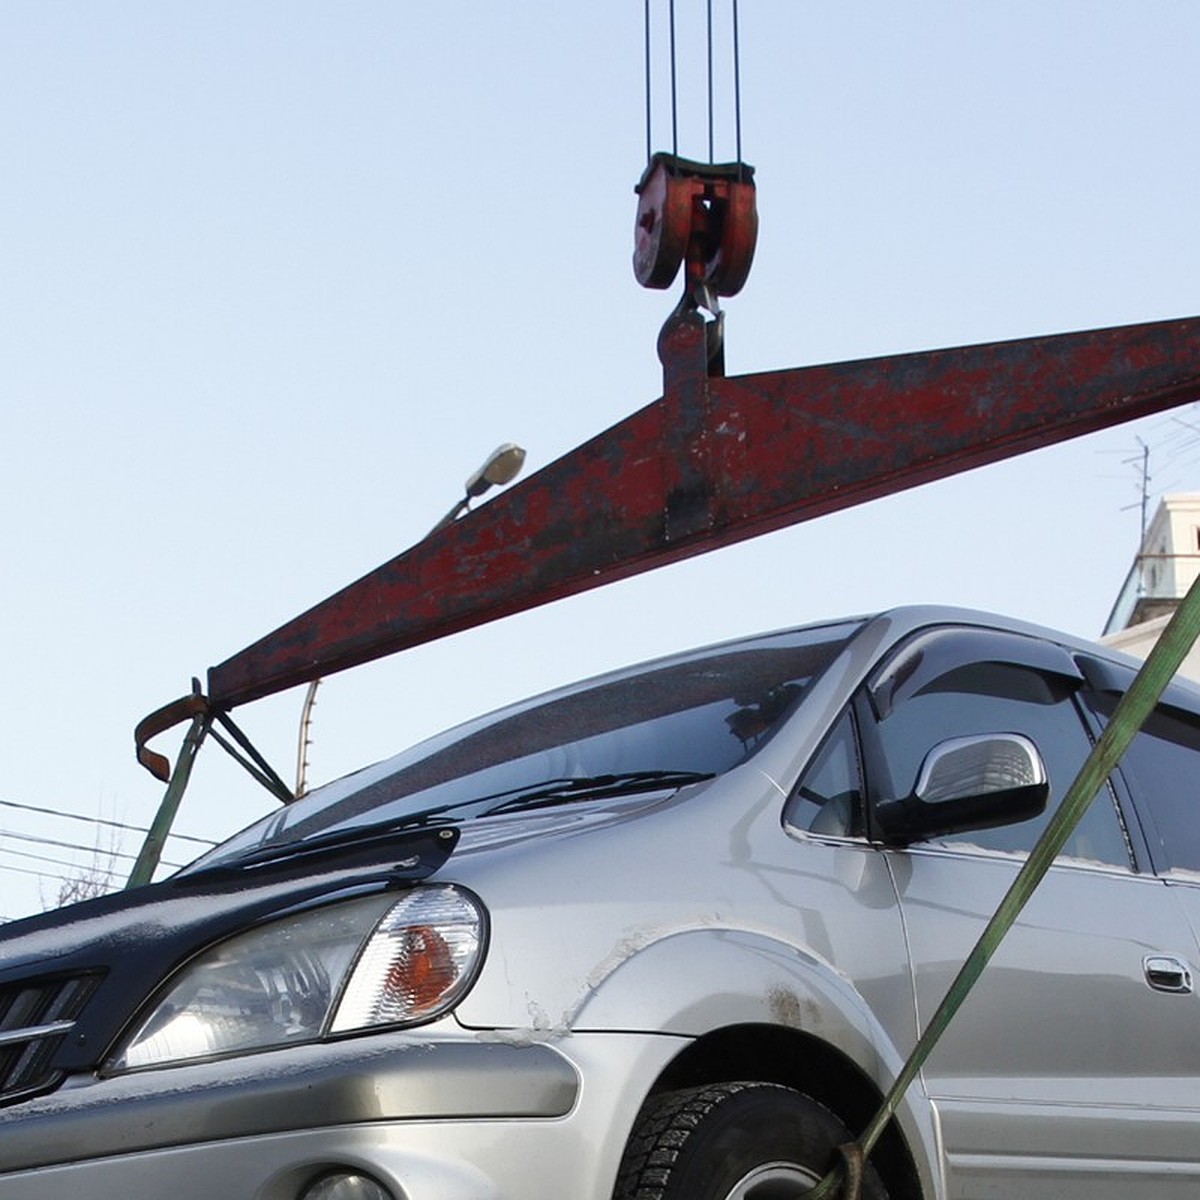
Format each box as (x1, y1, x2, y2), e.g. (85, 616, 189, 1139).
(1100, 704, 1200, 874)
(785, 712, 863, 836)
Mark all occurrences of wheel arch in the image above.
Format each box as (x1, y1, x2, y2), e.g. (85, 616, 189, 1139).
(571, 929, 938, 1199)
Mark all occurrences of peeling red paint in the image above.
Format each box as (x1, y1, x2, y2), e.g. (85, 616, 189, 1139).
(208, 313, 1200, 709)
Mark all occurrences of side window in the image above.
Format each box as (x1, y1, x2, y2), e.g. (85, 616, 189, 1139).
(785, 711, 863, 836)
(866, 656, 1131, 866)
(1101, 704, 1200, 874)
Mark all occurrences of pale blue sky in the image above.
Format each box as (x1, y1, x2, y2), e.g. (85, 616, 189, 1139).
(3, 3, 1200, 918)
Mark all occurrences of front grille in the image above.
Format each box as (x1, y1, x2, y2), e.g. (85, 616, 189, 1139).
(0, 974, 101, 1106)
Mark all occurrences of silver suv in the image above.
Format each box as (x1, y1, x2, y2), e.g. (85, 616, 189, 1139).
(2, 606, 1199, 1199)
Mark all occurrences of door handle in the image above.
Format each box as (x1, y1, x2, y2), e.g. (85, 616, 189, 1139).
(1144, 954, 1194, 994)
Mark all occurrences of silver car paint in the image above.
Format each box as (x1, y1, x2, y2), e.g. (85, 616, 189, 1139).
(3, 605, 1198, 1199)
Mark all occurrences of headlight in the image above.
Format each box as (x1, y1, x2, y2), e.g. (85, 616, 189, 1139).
(108, 885, 485, 1072)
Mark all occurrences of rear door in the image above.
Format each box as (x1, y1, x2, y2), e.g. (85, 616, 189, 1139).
(858, 627, 1200, 1197)
(1084, 672, 1200, 1008)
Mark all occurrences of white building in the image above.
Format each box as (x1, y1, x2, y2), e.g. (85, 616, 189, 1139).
(1101, 492, 1200, 681)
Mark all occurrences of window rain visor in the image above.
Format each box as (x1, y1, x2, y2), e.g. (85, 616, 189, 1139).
(188, 620, 861, 871)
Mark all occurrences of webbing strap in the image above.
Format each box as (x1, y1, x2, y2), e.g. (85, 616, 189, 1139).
(804, 575, 1200, 1200)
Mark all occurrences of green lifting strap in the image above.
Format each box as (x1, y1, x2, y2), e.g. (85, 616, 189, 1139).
(804, 574, 1200, 1200)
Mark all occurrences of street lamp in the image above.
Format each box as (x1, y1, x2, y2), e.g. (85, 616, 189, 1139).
(294, 442, 527, 798)
(429, 443, 527, 535)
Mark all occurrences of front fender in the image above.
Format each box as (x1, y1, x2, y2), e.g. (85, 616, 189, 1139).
(572, 926, 945, 1200)
(572, 926, 903, 1082)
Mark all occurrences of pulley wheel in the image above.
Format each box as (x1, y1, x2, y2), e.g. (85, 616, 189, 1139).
(634, 159, 691, 289)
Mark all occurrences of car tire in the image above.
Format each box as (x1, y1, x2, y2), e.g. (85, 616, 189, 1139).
(613, 1081, 888, 1200)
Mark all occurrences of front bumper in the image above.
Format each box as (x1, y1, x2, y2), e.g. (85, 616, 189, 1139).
(0, 1029, 686, 1200)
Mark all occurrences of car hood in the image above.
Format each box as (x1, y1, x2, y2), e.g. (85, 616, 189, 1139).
(0, 827, 456, 1072)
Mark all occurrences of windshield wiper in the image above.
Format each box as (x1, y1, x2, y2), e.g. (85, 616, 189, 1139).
(186, 813, 461, 874)
(479, 770, 714, 817)
(193, 777, 593, 872)
(191, 771, 712, 875)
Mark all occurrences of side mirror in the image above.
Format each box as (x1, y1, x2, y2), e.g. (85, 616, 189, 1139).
(874, 733, 1049, 847)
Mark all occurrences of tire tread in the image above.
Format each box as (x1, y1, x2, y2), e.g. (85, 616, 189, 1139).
(615, 1082, 799, 1200)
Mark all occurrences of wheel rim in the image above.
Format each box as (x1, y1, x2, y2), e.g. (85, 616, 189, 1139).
(724, 1161, 822, 1200)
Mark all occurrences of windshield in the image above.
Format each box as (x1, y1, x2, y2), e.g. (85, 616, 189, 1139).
(186, 619, 862, 871)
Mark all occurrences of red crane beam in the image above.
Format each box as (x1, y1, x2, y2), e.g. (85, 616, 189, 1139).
(207, 312, 1200, 710)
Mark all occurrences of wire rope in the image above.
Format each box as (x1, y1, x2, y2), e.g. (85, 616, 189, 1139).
(668, 0, 678, 154)
(644, 0, 653, 162)
(733, 0, 743, 171)
(706, 0, 715, 161)
(641, 3, 746, 168)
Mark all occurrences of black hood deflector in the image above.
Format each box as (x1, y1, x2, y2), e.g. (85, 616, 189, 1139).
(0, 827, 458, 1072)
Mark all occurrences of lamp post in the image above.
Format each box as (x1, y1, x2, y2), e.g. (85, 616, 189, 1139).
(294, 443, 527, 799)
(428, 443, 527, 535)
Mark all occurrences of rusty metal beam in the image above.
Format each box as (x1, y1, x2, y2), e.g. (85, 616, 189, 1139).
(208, 313, 1200, 709)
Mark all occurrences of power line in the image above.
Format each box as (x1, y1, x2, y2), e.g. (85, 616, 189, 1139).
(0, 798, 216, 847)
(0, 861, 93, 885)
(0, 828, 183, 869)
(1, 844, 113, 871)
